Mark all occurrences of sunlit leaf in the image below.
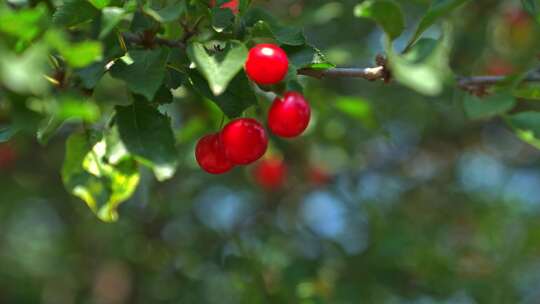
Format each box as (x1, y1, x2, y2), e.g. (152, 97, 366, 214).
(62, 132, 140, 222)
(115, 101, 178, 181)
(187, 41, 248, 96)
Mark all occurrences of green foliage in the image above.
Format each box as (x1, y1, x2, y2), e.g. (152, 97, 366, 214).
(187, 41, 248, 96)
(354, 0, 405, 40)
(62, 132, 140, 222)
(464, 92, 516, 120)
(406, 0, 471, 49)
(115, 101, 178, 181)
(110, 48, 170, 101)
(5, 0, 540, 302)
(387, 36, 453, 96)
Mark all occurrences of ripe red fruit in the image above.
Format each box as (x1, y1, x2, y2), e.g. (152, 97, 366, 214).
(253, 158, 287, 190)
(245, 44, 289, 85)
(268, 91, 311, 138)
(221, 118, 268, 165)
(209, 0, 239, 14)
(195, 133, 234, 174)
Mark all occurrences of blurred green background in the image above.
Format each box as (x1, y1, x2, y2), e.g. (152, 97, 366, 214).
(2, 0, 540, 303)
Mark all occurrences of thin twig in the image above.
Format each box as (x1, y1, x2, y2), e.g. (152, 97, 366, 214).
(120, 32, 540, 89)
(297, 66, 385, 80)
(457, 74, 540, 87)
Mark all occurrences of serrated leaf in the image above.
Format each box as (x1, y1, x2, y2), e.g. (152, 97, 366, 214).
(464, 93, 516, 120)
(76, 62, 106, 89)
(110, 48, 169, 101)
(53, 0, 99, 27)
(62, 132, 140, 222)
(406, 0, 470, 49)
(283, 44, 334, 69)
(115, 101, 178, 181)
(99, 7, 126, 39)
(249, 20, 306, 46)
(187, 41, 248, 96)
(354, 0, 405, 40)
(189, 70, 256, 118)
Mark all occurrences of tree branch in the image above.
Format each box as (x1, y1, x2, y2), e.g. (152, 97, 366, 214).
(457, 74, 540, 87)
(120, 32, 540, 90)
(297, 66, 386, 81)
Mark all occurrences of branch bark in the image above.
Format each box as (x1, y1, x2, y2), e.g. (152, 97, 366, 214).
(297, 66, 386, 81)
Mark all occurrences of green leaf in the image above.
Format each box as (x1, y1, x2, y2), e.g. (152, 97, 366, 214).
(354, 0, 405, 40)
(0, 3, 48, 43)
(89, 0, 110, 9)
(32, 94, 100, 145)
(110, 48, 170, 101)
(189, 71, 256, 118)
(513, 84, 540, 100)
(406, 0, 470, 49)
(76, 62, 106, 89)
(506, 112, 540, 138)
(387, 35, 452, 96)
(249, 20, 306, 46)
(212, 7, 235, 30)
(143, 0, 185, 23)
(463, 93, 516, 120)
(99, 7, 126, 39)
(187, 41, 248, 96)
(46, 31, 102, 68)
(62, 132, 140, 222)
(115, 101, 178, 181)
(283, 44, 335, 70)
(0, 43, 49, 95)
(53, 0, 100, 27)
(335, 96, 374, 124)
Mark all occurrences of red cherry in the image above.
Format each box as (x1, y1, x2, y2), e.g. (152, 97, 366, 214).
(195, 133, 234, 174)
(268, 91, 311, 138)
(253, 158, 287, 190)
(210, 0, 239, 14)
(245, 44, 289, 85)
(221, 118, 268, 165)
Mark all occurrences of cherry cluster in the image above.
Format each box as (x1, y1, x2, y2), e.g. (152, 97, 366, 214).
(196, 44, 312, 174)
